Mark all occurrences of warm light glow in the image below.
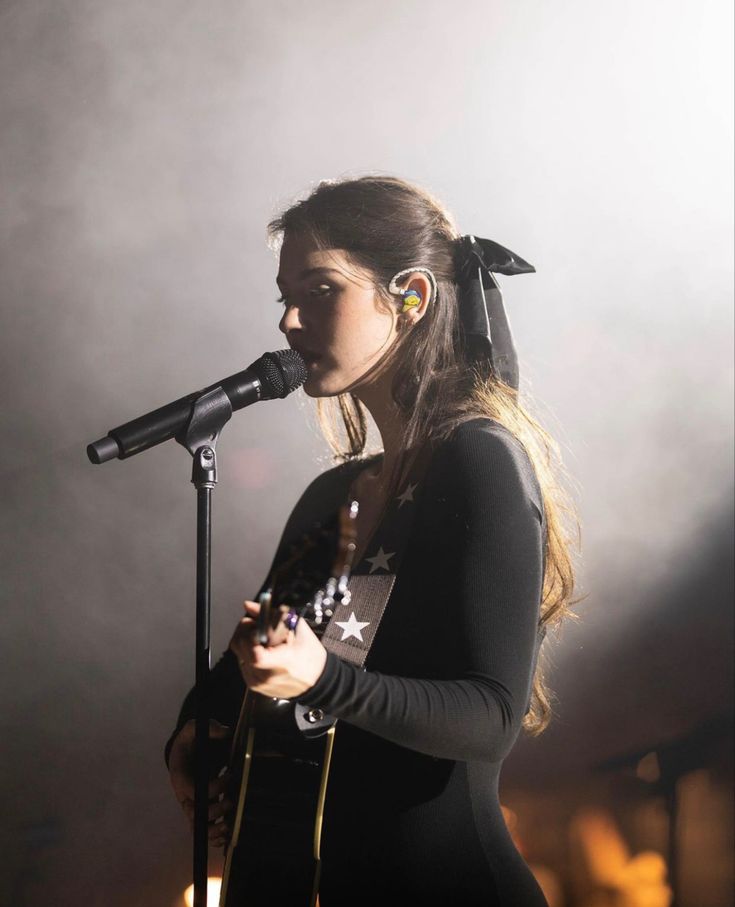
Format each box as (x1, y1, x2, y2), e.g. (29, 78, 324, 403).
(571, 809, 672, 906)
(183, 877, 222, 907)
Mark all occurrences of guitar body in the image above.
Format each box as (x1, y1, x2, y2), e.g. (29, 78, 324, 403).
(220, 693, 335, 907)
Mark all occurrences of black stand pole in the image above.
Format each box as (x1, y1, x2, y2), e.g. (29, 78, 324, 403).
(176, 387, 233, 907)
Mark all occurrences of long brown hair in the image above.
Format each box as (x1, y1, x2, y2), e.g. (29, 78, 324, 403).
(268, 175, 579, 734)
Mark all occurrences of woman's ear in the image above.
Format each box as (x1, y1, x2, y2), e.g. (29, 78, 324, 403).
(391, 270, 435, 325)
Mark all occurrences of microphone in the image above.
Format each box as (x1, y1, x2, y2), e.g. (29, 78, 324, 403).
(87, 349, 307, 464)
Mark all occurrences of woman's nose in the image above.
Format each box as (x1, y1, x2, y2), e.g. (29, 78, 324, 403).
(278, 303, 303, 335)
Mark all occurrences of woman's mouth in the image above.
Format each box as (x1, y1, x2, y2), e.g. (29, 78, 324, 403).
(298, 349, 322, 366)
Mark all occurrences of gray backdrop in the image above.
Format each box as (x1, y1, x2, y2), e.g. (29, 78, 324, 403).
(1, 1, 732, 905)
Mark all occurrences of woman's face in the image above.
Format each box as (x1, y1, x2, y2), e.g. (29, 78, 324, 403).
(277, 232, 400, 398)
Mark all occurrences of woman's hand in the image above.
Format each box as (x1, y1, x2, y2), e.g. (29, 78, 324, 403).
(167, 718, 233, 849)
(229, 600, 327, 699)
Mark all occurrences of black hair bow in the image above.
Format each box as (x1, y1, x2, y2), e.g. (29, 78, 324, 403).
(455, 235, 535, 390)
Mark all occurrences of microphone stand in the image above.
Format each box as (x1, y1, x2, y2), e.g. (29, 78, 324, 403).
(87, 349, 308, 907)
(88, 349, 306, 907)
(175, 386, 233, 907)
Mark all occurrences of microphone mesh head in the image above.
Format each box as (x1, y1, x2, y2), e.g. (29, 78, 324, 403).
(254, 349, 308, 399)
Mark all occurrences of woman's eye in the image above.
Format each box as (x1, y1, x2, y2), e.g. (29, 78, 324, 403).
(275, 285, 333, 306)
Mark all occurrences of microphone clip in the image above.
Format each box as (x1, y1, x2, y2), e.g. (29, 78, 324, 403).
(175, 385, 233, 489)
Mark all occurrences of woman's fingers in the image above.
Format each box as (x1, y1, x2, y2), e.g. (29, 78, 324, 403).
(169, 719, 232, 805)
(210, 819, 231, 847)
(180, 795, 233, 832)
(208, 799, 232, 822)
(229, 618, 257, 664)
(210, 823, 230, 845)
(208, 774, 229, 799)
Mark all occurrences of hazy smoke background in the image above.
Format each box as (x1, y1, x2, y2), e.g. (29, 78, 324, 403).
(1, 1, 732, 904)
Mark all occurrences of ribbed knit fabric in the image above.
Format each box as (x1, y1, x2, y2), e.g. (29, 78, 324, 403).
(166, 418, 549, 907)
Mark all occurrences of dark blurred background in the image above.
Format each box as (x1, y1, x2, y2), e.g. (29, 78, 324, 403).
(1, 1, 732, 905)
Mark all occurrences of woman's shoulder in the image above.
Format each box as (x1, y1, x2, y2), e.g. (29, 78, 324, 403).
(450, 415, 519, 445)
(434, 417, 544, 520)
(445, 416, 529, 463)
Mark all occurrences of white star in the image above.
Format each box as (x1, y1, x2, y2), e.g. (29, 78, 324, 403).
(365, 546, 394, 573)
(334, 612, 370, 642)
(396, 482, 417, 507)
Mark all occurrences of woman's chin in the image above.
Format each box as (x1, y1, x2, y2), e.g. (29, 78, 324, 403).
(303, 374, 331, 398)
(303, 371, 350, 399)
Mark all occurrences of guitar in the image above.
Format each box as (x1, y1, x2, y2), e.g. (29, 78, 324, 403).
(219, 501, 359, 907)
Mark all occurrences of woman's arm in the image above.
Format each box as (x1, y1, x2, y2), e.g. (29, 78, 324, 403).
(298, 421, 545, 764)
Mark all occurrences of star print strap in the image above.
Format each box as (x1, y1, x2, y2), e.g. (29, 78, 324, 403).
(320, 574, 396, 667)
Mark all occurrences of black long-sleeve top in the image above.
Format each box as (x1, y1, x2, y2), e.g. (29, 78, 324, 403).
(167, 417, 549, 907)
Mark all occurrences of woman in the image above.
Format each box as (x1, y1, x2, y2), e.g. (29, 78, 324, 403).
(167, 175, 577, 906)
